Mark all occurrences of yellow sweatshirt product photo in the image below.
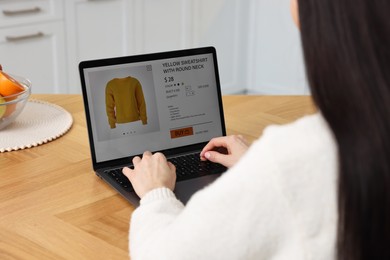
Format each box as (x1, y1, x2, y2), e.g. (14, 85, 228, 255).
(105, 76, 148, 129)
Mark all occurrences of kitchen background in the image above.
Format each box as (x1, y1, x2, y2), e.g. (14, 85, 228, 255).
(0, 0, 308, 95)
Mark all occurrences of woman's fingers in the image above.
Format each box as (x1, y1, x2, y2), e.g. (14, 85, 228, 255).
(132, 156, 141, 166)
(200, 137, 230, 158)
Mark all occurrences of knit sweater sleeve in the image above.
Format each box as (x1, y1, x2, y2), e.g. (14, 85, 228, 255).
(134, 80, 147, 125)
(105, 81, 116, 129)
(129, 125, 311, 259)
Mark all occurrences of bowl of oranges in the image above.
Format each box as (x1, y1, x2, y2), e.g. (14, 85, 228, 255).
(0, 66, 31, 130)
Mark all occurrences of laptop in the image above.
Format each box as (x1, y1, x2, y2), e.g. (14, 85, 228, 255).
(79, 47, 227, 205)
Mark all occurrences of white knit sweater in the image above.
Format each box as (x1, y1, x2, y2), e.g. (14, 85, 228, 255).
(129, 113, 338, 260)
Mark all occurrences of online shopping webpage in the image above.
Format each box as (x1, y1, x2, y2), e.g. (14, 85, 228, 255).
(83, 53, 223, 163)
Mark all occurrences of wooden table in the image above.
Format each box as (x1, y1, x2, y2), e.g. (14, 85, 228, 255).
(0, 94, 316, 259)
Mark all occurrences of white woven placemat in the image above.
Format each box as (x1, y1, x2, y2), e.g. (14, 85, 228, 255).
(0, 99, 73, 153)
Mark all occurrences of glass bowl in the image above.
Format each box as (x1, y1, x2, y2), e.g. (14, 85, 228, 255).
(0, 75, 32, 130)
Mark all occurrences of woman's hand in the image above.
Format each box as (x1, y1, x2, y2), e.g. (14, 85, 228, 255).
(123, 151, 176, 199)
(200, 135, 249, 168)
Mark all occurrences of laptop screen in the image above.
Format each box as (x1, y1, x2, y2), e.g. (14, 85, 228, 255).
(80, 47, 225, 164)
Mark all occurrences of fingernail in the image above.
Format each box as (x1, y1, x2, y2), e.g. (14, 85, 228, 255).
(205, 152, 211, 159)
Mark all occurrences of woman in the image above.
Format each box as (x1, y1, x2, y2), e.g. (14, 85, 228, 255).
(123, 0, 390, 259)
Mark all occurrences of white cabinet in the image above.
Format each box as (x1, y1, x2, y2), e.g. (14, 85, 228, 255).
(132, 0, 190, 54)
(66, 0, 247, 94)
(246, 0, 308, 94)
(0, 0, 67, 93)
(1, 0, 254, 94)
(0, 0, 62, 27)
(65, 0, 191, 93)
(191, 0, 249, 94)
(132, 0, 247, 94)
(65, 0, 131, 93)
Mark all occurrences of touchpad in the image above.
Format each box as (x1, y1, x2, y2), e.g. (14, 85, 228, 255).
(174, 174, 221, 204)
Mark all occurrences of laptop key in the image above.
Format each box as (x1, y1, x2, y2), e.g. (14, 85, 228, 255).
(105, 168, 133, 192)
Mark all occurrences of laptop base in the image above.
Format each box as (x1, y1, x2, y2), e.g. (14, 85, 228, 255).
(97, 171, 221, 206)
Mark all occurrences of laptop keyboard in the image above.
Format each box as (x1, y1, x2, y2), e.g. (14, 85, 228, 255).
(104, 152, 226, 192)
(168, 152, 226, 179)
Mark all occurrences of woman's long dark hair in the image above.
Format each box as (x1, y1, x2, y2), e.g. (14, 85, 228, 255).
(298, 0, 390, 259)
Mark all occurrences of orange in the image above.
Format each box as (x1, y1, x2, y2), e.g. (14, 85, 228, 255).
(0, 71, 25, 97)
(0, 71, 25, 118)
(0, 93, 15, 119)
